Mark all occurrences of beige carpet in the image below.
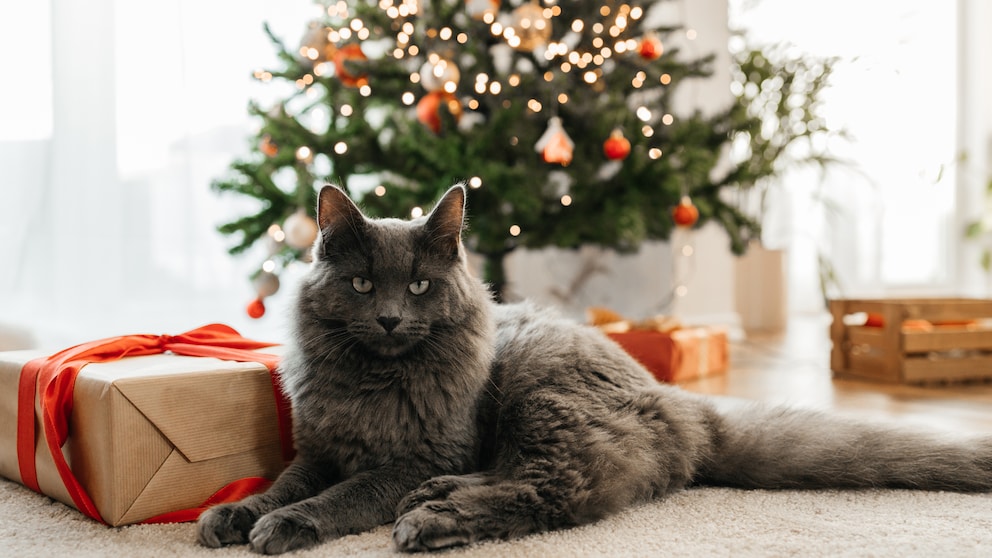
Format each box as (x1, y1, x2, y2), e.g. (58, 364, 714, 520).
(2, 477, 990, 557)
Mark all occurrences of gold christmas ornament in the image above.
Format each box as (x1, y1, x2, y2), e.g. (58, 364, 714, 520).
(283, 209, 319, 249)
(252, 270, 281, 298)
(510, 2, 552, 52)
(298, 20, 337, 65)
(419, 56, 460, 93)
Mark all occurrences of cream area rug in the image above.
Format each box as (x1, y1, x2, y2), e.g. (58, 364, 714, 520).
(2, 477, 990, 558)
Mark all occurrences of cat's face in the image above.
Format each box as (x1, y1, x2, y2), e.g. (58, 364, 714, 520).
(298, 184, 474, 358)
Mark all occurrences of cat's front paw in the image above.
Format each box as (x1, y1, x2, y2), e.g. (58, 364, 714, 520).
(397, 474, 487, 516)
(197, 503, 258, 547)
(393, 505, 471, 553)
(249, 510, 320, 555)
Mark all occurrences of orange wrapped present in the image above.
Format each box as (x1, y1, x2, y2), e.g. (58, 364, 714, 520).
(588, 307, 729, 383)
(0, 324, 293, 526)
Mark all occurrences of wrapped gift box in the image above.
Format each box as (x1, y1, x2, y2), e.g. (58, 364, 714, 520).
(606, 327, 729, 383)
(0, 327, 291, 526)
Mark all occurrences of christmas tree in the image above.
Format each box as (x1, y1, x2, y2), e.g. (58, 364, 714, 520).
(214, 0, 835, 314)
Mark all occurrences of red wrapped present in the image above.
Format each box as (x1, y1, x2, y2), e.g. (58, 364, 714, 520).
(0, 324, 293, 526)
(589, 307, 729, 383)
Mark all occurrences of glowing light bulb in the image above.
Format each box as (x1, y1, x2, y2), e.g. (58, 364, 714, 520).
(268, 224, 285, 243)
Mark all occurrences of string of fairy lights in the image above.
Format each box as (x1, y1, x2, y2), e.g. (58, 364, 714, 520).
(244, 0, 702, 317)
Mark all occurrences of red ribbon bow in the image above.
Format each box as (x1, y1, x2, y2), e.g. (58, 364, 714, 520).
(15, 323, 294, 524)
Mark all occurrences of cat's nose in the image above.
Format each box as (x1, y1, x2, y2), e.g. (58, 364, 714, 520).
(377, 316, 402, 333)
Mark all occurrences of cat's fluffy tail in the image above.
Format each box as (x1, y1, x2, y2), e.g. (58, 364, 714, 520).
(697, 401, 992, 492)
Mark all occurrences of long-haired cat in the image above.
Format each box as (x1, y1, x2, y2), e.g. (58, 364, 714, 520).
(198, 184, 992, 554)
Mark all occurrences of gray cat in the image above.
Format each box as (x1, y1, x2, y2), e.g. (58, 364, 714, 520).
(197, 184, 992, 554)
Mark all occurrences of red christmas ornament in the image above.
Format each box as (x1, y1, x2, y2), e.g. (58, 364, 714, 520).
(259, 134, 278, 158)
(246, 297, 266, 319)
(672, 196, 699, 227)
(638, 35, 663, 60)
(416, 91, 463, 133)
(333, 43, 368, 88)
(603, 128, 631, 160)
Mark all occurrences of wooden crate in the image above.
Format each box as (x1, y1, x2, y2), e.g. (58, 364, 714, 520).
(829, 298, 992, 384)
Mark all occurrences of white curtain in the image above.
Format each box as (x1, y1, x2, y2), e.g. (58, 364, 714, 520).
(0, 0, 315, 348)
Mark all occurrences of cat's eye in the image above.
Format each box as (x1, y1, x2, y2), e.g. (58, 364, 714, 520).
(352, 276, 373, 294)
(408, 280, 430, 295)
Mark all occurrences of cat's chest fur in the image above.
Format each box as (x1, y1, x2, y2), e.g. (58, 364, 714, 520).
(288, 359, 482, 478)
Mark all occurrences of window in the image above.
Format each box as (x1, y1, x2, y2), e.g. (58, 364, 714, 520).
(731, 1, 959, 309)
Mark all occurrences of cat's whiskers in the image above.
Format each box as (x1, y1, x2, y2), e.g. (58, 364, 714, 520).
(300, 329, 349, 353)
(298, 327, 361, 370)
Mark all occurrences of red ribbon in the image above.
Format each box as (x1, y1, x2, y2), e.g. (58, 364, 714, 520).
(15, 323, 294, 524)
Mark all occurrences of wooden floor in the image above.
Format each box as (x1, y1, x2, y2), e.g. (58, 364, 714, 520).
(678, 313, 992, 435)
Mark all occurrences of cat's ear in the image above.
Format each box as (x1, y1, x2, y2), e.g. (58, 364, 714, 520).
(317, 184, 365, 232)
(423, 184, 466, 258)
(316, 185, 367, 256)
